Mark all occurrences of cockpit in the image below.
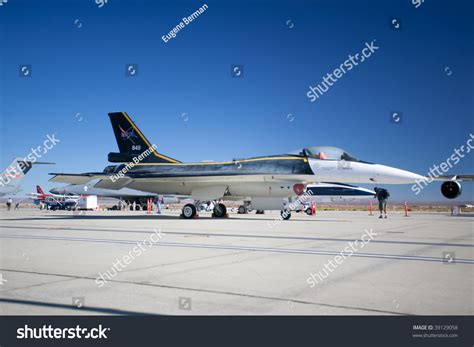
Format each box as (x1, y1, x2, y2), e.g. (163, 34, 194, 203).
(288, 146, 361, 162)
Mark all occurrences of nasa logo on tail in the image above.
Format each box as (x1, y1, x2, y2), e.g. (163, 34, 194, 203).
(119, 125, 139, 146)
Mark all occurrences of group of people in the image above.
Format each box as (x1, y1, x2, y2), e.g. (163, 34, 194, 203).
(115, 197, 164, 213)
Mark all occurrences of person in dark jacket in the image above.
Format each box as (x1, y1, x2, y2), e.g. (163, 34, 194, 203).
(374, 187, 390, 218)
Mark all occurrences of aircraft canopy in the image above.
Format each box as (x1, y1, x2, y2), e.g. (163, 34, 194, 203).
(288, 146, 361, 162)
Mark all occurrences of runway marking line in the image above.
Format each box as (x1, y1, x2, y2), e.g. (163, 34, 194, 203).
(1, 233, 473, 265)
(1, 224, 472, 248)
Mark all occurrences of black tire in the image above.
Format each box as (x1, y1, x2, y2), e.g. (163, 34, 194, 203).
(305, 208, 312, 216)
(238, 205, 247, 214)
(213, 203, 227, 218)
(182, 204, 197, 219)
(281, 209, 291, 220)
(256, 210, 265, 214)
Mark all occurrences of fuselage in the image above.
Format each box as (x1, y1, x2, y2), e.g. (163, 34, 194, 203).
(102, 150, 424, 199)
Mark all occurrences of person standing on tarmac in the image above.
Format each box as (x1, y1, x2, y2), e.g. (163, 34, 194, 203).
(6, 197, 12, 211)
(374, 187, 390, 219)
(156, 197, 162, 214)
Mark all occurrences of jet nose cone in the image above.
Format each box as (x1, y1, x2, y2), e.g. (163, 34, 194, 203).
(374, 165, 426, 184)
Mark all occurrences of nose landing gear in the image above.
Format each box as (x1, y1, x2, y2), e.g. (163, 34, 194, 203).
(182, 204, 197, 219)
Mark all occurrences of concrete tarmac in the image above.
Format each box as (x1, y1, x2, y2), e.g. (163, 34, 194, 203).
(0, 209, 472, 315)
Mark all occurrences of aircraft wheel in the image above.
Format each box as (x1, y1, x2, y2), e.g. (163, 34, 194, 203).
(238, 205, 247, 214)
(281, 209, 292, 220)
(182, 204, 197, 219)
(213, 203, 227, 218)
(305, 208, 312, 216)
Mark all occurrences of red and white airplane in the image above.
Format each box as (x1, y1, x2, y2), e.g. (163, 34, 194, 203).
(29, 185, 81, 210)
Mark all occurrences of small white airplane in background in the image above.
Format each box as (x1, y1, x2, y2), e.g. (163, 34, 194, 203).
(29, 185, 80, 210)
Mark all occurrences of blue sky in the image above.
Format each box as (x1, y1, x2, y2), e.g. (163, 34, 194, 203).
(1, 0, 473, 202)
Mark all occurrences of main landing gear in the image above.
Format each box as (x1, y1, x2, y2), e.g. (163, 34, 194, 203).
(237, 205, 247, 214)
(181, 202, 228, 219)
(280, 209, 292, 220)
(212, 203, 227, 218)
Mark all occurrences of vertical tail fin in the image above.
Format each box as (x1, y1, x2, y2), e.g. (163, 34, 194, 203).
(0, 158, 32, 188)
(36, 185, 45, 195)
(107, 112, 180, 164)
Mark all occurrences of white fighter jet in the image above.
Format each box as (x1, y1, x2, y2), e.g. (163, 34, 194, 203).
(50, 112, 472, 220)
